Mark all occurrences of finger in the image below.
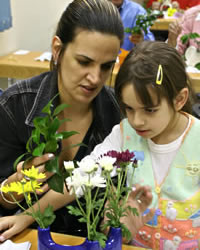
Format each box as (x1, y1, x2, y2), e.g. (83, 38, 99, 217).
(30, 153, 55, 167)
(0, 224, 20, 241)
(37, 171, 54, 184)
(142, 208, 155, 224)
(36, 183, 49, 194)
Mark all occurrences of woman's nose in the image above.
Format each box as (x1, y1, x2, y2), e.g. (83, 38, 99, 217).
(86, 66, 101, 85)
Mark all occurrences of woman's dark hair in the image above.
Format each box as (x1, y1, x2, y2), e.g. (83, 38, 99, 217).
(51, 0, 124, 70)
(115, 41, 195, 114)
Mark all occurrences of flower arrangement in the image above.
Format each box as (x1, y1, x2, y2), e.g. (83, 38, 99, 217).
(64, 149, 144, 247)
(0, 166, 56, 228)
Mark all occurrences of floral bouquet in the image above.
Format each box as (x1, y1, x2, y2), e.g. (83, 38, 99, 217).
(64, 149, 144, 247)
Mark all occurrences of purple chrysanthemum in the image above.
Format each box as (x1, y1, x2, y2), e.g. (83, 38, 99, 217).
(104, 150, 136, 168)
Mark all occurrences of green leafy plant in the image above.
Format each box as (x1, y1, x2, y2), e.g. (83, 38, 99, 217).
(124, 9, 163, 35)
(181, 33, 200, 52)
(181, 32, 200, 70)
(14, 94, 79, 193)
(64, 150, 144, 247)
(0, 166, 56, 228)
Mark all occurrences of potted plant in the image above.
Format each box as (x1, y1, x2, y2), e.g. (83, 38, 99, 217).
(62, 150, 144, 249)
(124, 9, 163, 37)
(1, 97, 144, 249)
(181, 32, 200, 70)
(120, 9, 163, 65)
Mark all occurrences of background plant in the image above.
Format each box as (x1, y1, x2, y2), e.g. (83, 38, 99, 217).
(14, 94, 79, 193)
(181, 32, 200, 70)
(0, 166, 56, 228)
(124, 9, 163, 35)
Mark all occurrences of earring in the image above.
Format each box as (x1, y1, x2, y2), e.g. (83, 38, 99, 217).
(54, 60, 57, 66)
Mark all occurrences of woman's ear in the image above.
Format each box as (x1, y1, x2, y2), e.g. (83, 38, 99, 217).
(174, 88, 189, 111)
(51, 36, 62, 63)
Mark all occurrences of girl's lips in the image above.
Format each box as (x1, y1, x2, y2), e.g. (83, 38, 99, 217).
(135, 129, 149, 136)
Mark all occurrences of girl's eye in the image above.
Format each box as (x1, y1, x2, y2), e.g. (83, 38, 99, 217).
(145, 108, 157, 113)
(124, 105, 133, 111)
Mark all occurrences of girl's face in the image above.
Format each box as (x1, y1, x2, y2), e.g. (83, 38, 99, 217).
(121, 83, 177, 144)
(53, 30, 120, 106)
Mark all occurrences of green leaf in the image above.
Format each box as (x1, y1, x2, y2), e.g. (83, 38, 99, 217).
(93, 232, 107, 248)
(41, 205, 56, 228)
(47, 173, 64, 193)
(53, 103, 69, 116)
(31, 128, 40, 145)
(13, 153, 28, 170)
(67, 205, 83, 216)
(33, 116, 49, 139)
(42, 102, 53, 115)
(195, 62, 200, 70)
(44, 139, 58, 153)
(45, 157, 60, 173)
(78, 217, 87, 223)
(60, 131, 79, 139)
(32, 143, 46, 156)
(48, 117, 60, 137)
(54, 133, 64, 140)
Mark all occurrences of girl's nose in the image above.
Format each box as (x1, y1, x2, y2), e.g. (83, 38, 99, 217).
(131, 113, 145, 127)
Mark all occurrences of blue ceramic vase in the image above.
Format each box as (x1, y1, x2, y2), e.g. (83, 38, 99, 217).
(38, 226, 122, 250)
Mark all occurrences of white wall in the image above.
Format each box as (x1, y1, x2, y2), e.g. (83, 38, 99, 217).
(0, 0, 72, 56)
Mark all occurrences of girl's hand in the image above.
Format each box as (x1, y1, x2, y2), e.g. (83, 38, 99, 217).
(0, 214, 34, 242)
(120, 184, 155, 243)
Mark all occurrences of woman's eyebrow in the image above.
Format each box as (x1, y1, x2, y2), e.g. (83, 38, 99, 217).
(76, 54, 116, 64)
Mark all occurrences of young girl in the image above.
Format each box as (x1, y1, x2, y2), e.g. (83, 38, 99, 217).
(87, 41, 200, 249)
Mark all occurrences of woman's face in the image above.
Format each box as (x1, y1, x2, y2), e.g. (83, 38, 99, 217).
(54, 30, 120, 106)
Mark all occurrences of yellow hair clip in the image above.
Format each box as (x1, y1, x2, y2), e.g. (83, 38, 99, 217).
(156, 64, 163, 85)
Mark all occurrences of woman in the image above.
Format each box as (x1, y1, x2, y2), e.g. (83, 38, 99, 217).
(0, 0, 124, 240)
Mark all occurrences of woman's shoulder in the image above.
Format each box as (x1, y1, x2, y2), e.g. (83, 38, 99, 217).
(0, 72, 51, 104)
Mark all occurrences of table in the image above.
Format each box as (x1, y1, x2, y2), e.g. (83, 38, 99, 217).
(0, 51, 50, 86)
(150, 18, 176, 31)
(12, 228, 144, 249)
(1, 51, 199, 93)
(189, 73, 200, 93)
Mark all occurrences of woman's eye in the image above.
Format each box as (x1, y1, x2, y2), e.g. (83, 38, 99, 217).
(101, 63, 113, 71)
(78, 60, 90, 66)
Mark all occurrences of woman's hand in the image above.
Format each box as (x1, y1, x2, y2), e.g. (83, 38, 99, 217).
(0, 214, 34, 242)
(16, 153, 55, 193)
(0, 153, 55, 208)
(121, 184, 154, 243)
